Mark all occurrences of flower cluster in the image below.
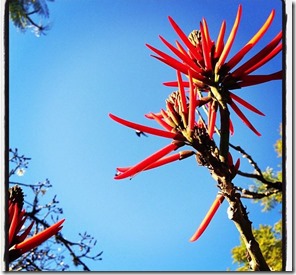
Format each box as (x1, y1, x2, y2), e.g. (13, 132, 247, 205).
(146, 4, 281, 136)
(8, 185, 65, 263)
(109, 5, 281, 241)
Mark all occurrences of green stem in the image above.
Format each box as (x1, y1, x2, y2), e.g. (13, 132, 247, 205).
(209, 86, 229, 163)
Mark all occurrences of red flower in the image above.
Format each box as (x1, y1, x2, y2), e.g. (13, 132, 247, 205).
(147, 5, 282, 136)
(190, 194, 225, 242)
(109, 70, 214, 179)
(8, 186, 65, 263)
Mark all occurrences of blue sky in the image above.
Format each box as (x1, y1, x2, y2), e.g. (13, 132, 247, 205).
(9, 0, 283, 271)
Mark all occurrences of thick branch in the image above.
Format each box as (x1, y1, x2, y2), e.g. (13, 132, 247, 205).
(226, 194, 271, 271)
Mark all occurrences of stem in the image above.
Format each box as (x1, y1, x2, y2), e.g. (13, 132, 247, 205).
(219, 105, 230, 163)
(226, 195, 271, 271)
(209, 86, 229, 163)
(205, 92, 270, 269)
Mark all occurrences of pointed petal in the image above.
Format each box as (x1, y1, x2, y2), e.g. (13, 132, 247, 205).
(145, 112, 163, 119)
(109, 113, 181, 140)
(147, 44, 191, 74)
(215, 4, 242, 73)
(9, 204, 19, 246)
(159, 36, 203, 73)
(151, 55, 204, 82)
(227, 152, 234, 166)
(244, 43, 282, 75)
(229, 118, 234, 135)
(229, 92, 265, 116)
(168, 16, 203, 63)
(190, 195, 224, 242)
(207, 101, 217, 139)
(163, 81, 190, 88)
(177, 71, 188, 114)
(229, 101, 261, 136)
(17, 221, 35, 243)
(234, 158, 240, 171)
(141, 150, 194, 170)
(188, 70, 196, 131)
(226, 9, 275, 70)
(114, 142, 184, 180)
(15, 219, 65, 253)
(214, 20, 226, 58)
(117, 151, 195, 173)
(200, 20, 212, 70)
(232, 31, 282, 77)
(149, 112, 174, 132)
(239, 70, 282, 87)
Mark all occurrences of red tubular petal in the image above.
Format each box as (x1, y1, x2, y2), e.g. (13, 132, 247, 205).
(163, 81, 190, 88)
(229, 101, 261, 136)
(244, 43, 282, 75)
(239, 70, 282, 87)
(228, 152, 234, 166)
(9, 204, 19, 246)
(226, 9, 275, 70)
(234, 158, 240, 171)
(190, 195, 224, 242)
(229, 92, 265, 116)
(168, 16, 203, 63)
(207, 102, 217, 139)
(159, 36, 203, 73)
(232, 31, 282, 77)
(200, 21, 212, 71)
(147, 44, 191, 74)
(109, 113, 180, 140)
(149, 112, 174, 132)
(18, 221, 35, 243)
(151, 55, 204, 82)
(15, 219, 65, 254)
(114, 142, 184, 180)
(188, 70, 196, 131)
(215, 4, 242, 73)
(15, 214, 27, 235)
(8, 203, 14, 225)
(143, 152, 185, 170)
(175, 40, 199, 66)
(177, 71, 188, 114)
(118, 151, 195, 173)
(145, 112, 163, 119)
(202, 18, 211, 46)
(166, 101, 181, 126)
(214, 20, 226, 59)
(229, 118, 234, 135)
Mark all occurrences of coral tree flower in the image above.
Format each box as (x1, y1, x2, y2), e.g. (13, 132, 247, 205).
(109, 5, 279, 242)
(109, 69, 212, 180)
(8, 185, 65, 263)
(146, 5, 282, 137)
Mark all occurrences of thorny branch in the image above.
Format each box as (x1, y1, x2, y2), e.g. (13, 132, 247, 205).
(229, 143, 282, 191)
